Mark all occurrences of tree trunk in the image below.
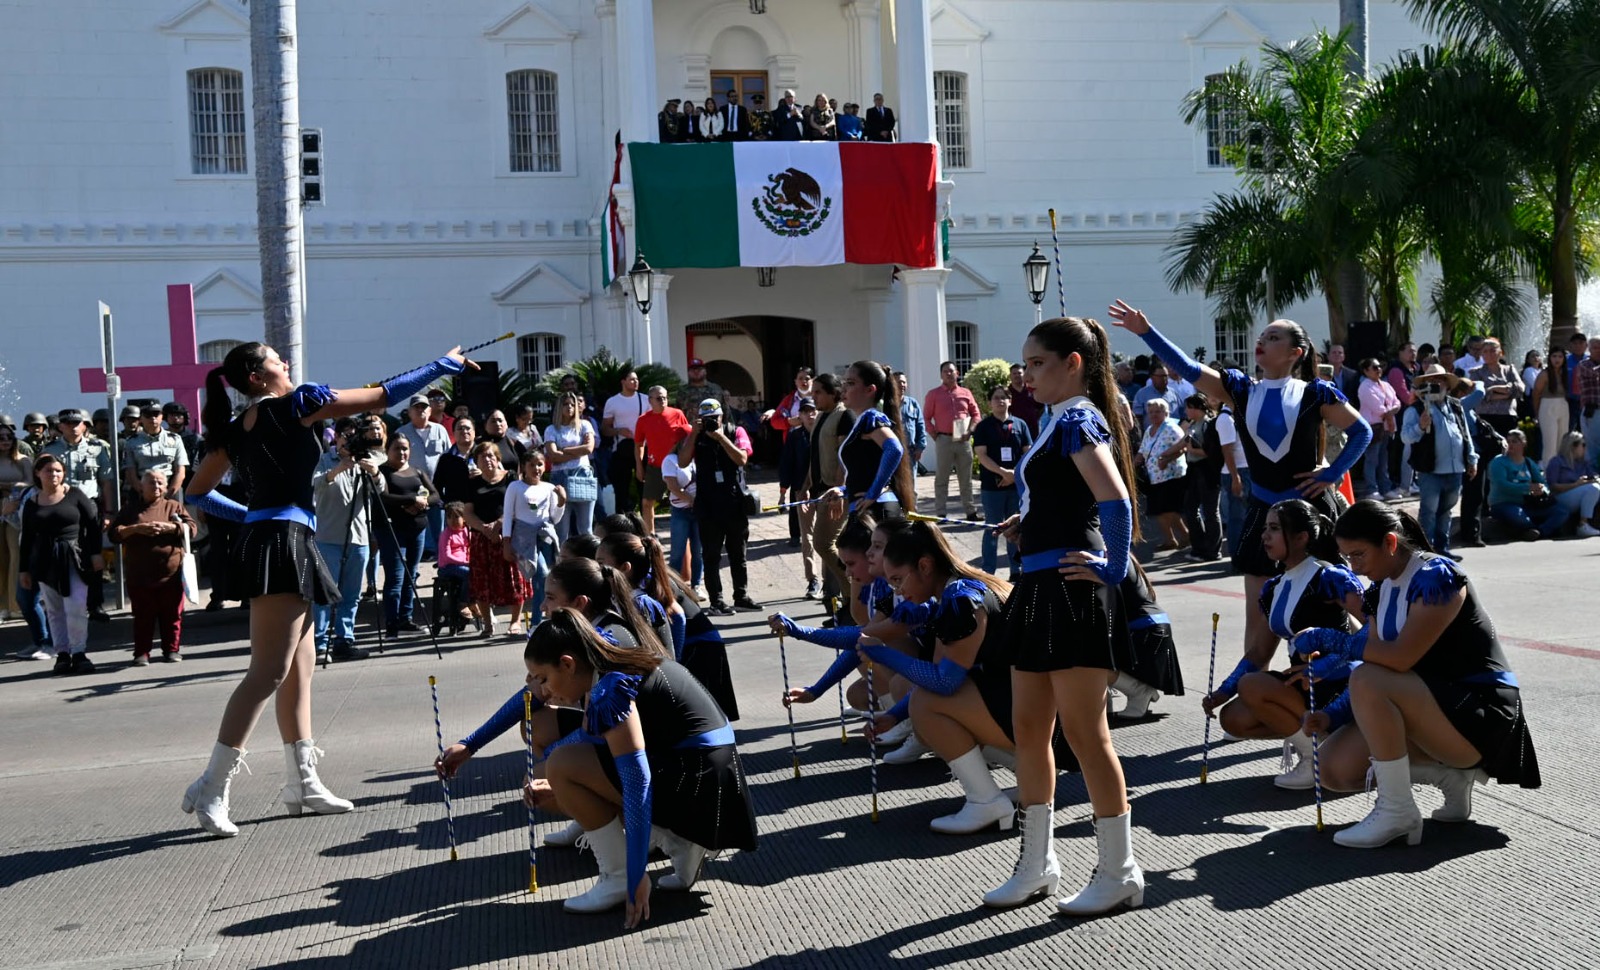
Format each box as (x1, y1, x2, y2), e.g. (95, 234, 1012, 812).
(1339, 0, 1368, 79)
(251, 0, 305, 382)
(1549, 170, 1578, 344)
(1321, 271, 1348, 347)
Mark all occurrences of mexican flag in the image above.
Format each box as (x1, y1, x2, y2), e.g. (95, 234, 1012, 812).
(628, 141, 938, 269)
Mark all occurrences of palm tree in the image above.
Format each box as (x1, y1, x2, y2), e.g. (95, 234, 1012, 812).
(1402, 0, 1600, 342)
(250, 0, 305, 379)
(1171, 30, 1373, 344)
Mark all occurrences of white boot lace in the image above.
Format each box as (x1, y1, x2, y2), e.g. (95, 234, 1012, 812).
(1279, 740, 1297, 773)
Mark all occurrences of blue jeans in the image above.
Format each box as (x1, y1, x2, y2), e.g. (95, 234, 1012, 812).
(1221, 468, 1252, 557)
(1363, 429, 1394, 495)
(1555, 481, 1600, 521)
(980, 488, 1021, 575)
(557, 501, 595, 542)
(314, 539, 370, 647)
(669, 505, 703, 585)
(1415, 472, 1463, 553)
(424, 506, 443, 555)
(17, 578, 50, 647)
(378, 532, 423, 625)
(1490, 500, 1570, 537)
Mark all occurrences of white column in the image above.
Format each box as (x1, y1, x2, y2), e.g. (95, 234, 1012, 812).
(595, 2, 620, 142)
(842, 1, 883, 108)
(647, 273, 674, 372)
(898, 267, 950, 404)
(893, 0, 935, 145)
(864, 289, 896, 365)
(615, 0, 658, 144)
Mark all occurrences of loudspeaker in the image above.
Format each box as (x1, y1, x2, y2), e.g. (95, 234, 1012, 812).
(1344, 320, 1389, 365)
(460, 361, 500, 422)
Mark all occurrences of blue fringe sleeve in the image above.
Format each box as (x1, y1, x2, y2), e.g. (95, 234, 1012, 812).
(583, 671, 642, 737)
(1317, 564, 1366, 602)
(1220, 369, 1253, 408)
(289, 383, 338, 419)
(888, 596, 935, 629)
(1407, 557, 1467, 607)
(1055, 407, 1111, 456)
(1307, 378, 1350, 407)
(931, 579, 987, 643)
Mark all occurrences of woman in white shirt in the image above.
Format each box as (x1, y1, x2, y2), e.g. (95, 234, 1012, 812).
(502, 451, 565, 623)
(1138, 398, 1188, 551)
(543, 391, 597, 540)
(659, 427, 702, 590)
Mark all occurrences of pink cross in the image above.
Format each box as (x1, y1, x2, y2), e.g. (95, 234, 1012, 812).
(78, 285, 215, 420)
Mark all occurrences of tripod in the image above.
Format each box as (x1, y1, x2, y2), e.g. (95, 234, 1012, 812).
(346, 464, 443, 663)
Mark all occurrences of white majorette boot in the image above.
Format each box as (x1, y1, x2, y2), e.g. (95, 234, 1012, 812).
(982, 803, 1060, 908)
(1334, 756, 1424, 848)
(930, 748, 1015, 835)
(980, 745, 1016, 771)
(1409, 762, 1487, 822)
(877, 718, 914, 747)
(545, 819, 585, 847)
(883, 735, 933, 765)
(652, 826, 708, 891)
(181, 742, 247, 838)
(1057, 809, 1145, 915)
(564, 818, 631, 913)
(1274, 732, 1316, 790)
(1111, 673, 1160, 720)
(281, 740, 354, 816)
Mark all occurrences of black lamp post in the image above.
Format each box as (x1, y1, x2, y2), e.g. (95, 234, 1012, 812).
(628, 252, 655, 361)
(1023, 243, 1049, 324)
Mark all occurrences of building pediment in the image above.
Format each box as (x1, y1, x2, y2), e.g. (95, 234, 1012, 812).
(930, 1, 990, 43)
(157, 0, 248, 37)
(1185, 5, 1268, 45)
(192, 268, 261, 312)
(944, 258, 997, 298)
(483, 2, 578, 43)
(492, 262, 589, 305)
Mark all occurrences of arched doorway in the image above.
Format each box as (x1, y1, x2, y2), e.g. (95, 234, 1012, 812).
(686, 315, 814, 461)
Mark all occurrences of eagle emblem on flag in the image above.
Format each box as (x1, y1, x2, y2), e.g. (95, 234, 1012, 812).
(753, 167, 833, 237)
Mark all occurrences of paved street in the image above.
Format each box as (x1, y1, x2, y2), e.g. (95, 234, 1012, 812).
(3, 480, 1598, 970)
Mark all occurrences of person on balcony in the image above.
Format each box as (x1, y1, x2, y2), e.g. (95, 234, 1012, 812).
(717, 90, 750, 141)
(865, 93, 896, 142)
(657, 99, 681, 143)
(773, 89, 805, 141)
(805, 93, 836, 141)
(677, 99, 706, 143)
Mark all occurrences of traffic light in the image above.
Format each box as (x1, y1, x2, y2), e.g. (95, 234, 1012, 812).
(300, 128, 323, 205)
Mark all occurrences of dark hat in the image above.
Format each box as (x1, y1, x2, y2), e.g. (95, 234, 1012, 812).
(23, 412, 48, 427)
(119, 404, 139, 420)
(64, 409, 91, 424)
(688, 357, 706, 369)
(163, 401, 189, 417)
(139, 403, 163, 417)
(797, 396, 817, 412)
(426, 387, 447, 400)
(91, 408, 110, 423)
(408, 393, 430, 408)
(0, 414, 14, 428)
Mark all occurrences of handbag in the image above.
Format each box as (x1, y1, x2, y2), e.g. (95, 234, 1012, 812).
(178, 512, 201, 606)
(740, 482, 761, 517)
(1522, 490, 1556, 511)
(552, 466, 597, 504)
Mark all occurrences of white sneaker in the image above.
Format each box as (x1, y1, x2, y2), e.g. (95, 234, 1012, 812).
(691, 585, 708, 603)
(883, 735, 933, 765)
(876, 719, 914, 747)
(1383, 489, 1405, 501)
(1576, 524, 1600, 539)
(16, 647, 53, 661)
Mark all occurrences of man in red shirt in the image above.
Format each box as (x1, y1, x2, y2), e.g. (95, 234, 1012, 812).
(923, 360, 982, 520)
(634, 385, 692, 533)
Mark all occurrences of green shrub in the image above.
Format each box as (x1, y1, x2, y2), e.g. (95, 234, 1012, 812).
(962, 358, 1012, 415)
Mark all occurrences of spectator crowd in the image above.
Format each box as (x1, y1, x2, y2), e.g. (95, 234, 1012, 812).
(657, 89, 898, 143)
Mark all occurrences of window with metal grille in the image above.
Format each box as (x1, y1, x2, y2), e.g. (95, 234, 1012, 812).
(518, 332, 565, 379)
(1212, 319, 1252, 368)
(1204, 73, 1245, 168)
(188, 69, 248, 175)
(933, 71, 969, 170)
(507, 70, 560, 173)
(948, 321, 977, 374)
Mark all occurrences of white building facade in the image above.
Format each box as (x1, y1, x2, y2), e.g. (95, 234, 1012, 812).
(0, 0, 1435, 418)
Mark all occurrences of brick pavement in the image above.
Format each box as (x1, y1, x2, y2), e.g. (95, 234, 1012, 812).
(1, 478, 1597, 969)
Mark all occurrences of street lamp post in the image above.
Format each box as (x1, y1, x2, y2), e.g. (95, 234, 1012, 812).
(628, 252, 655, 363)
(1023, 243, 1050, 325)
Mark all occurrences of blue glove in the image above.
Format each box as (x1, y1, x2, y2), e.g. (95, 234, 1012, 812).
(859, 643, 969, 696)
(460, 688, 539, 753)
(187, 489, 247, 523)
(540, 727, 601, 759)
(380, 355, 465, 409)
(615, 749, 653, 904)
(1292, 626, 1368, 663)
(1137, 327, 1205, 383)
(1095, 499, 1132, 585)
(776, 613, 863, 651)
(1321, 685, 1355, 732)
(1315, 415, 1371, 484)
(865, 433, 905, 506)
(1307, 653, 1352, 682)
(1216, 658, 1260, 698)
(805, 649, 861, 698)
(669, 611, 686, 661)
(884, 692, 911, 722)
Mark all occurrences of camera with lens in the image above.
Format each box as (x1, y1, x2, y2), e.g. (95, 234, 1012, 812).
(342, 415, 387, 460)
(700, 415, 721, 434)
(1418, 382, 1448, 404)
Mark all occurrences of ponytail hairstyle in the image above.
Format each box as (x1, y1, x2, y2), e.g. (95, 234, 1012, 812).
(836, 510, 878, 554)
(811, 372, 842, 410)
(600, 531, 673, 607)
(1026, 317, 1142, 542)
(1269, 498, 1343, 564)
(202, 341, 273, 444)
(1332, 498, 1434, 554)
(1272, 319, 1320, 383)
(882, 520, 1012, 602)
(595, 511, 645, 539)
(546, 556, 668, 657)
(848, 359, 914, 508)
(525, 607, 662, 677)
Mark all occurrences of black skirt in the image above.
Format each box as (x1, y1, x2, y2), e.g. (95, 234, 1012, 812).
(599, 744, 759, 852)
(1430, 681, 1540, 788)
(682, 637, 740, 722)
(1004, 570, 1132, 674)
(971, 663, 1079, 771)
(1266, 668, 1348, 712)
(233, 520, 339, 605)
(1143, 477, 1185, 516)
(1127, 624, 1185, 695)
(1233, 489, 1345, 577)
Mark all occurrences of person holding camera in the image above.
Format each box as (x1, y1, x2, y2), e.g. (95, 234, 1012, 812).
(311, 416, 383, 661)
(689, 400, 759, 616)
(1400, 364, 1478, 557)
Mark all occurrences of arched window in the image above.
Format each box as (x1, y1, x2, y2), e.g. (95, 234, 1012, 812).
(188, 69, 248, 174)
(518, 332, 565, 379)
(933, 71, 969, 170)
(507, 70, 561, 173)
(199, 339, 244, 364)
(947, 321, 977, 374)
